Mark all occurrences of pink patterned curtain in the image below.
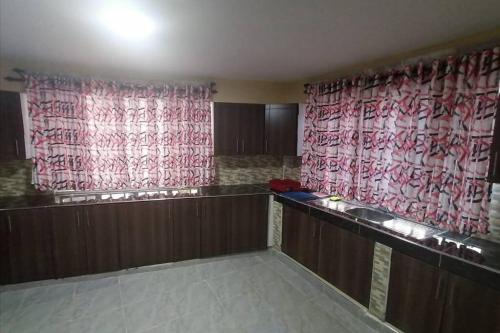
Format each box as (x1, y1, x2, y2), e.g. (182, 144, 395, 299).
(302, 47, 500, 234)
(27, 74, 214, 191)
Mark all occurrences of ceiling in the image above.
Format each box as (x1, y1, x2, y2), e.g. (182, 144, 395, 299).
(1, 0, 500, 81)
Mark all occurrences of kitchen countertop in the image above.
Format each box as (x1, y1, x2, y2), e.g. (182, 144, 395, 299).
(272, 191, 500, 291)
(0, 184, 272, 211)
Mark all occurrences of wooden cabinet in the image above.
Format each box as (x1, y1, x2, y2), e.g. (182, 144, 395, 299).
(213, 102, 265, 155)
(200, 197, 230, 258)
(0, 91, 25, 161)
(317, 219, 374, 307)
(0, 212, 12, 284)
(265, 104, 298, 156)
(172, 199, 201, 261)
(84, 204, 121, 274)
(118, 201, 173, 268)
(386, 251, 445, 333)
(6, 208, 54, 283)
(214, 102, 298, 156)
(229, 195, 268, 253)
(51, 207, 87, 278)
(387, 251, 500, 333)
(440, 274, 500, 333)
(282, 205, 319, 272)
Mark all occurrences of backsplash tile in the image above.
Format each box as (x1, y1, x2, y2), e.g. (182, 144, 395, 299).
(474, 183, 500, 244)
(282, 156, 301, 181)
(0, 160, 37, 197)
(214, 155, 283, 185)
(272, 201, 283, 250)
(369, 243, 392, 321)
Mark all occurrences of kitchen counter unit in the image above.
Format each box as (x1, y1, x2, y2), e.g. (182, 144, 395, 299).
(0, 184, 272, 211)
(273, 193, 500, 291)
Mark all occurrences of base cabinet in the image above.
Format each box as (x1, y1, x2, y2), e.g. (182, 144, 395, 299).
(201, 197, 230, 258)
(282, 205, 319, 272)
(172, 199, 201, 261)
(386, 251, 445, 333)
(317, 220, 374, 307)
(229, 195, 268, 253)
(387, 251, 500, 333)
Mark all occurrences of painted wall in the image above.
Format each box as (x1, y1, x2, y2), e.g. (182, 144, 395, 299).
(0, 57, 296, 104)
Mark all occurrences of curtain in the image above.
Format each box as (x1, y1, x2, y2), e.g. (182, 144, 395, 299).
(301, 47, 500, 234)
(27, 74, 214, 191)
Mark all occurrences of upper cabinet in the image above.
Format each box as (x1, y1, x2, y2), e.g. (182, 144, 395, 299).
(0, 91, 25, 161)
(214, 102, 265, 155)
(265, 104, 298, 156)
(214, 102, 298, 156)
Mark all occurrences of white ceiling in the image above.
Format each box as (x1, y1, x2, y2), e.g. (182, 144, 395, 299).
(1, 0, 500, 81)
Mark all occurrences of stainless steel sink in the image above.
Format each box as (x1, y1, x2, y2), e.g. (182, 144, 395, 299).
(344, 207, 393, 223)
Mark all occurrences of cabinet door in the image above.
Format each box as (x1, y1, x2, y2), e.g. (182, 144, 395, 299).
(386, 251, 444, 333)
(0, 91, 25, 161)
(172, 199, 201, 261)
(118, 201, 173, 268)
(8, 209, 54, 283)
(200, 197, 230, 258)
(440, 273, 500, 333)
(229, 195, 268, 253)
(282, 205, 318, 272)
(84, 204, 121, 274)
(51, 207, 88, 278)
(0, 212, 11, 284)
(317, 220, 374, 307)
(239, 104, 265, 155)
(214, 102, 240, 155)
(265, 104, 298, 156)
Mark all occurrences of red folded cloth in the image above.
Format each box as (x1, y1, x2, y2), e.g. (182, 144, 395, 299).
(269, 179, 302, 192)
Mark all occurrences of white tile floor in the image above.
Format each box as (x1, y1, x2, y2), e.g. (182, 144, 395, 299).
(0, 250, 384, 333)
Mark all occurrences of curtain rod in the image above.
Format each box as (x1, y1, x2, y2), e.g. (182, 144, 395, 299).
(303, 42, 500, 93)
(3, 68, 218, 94)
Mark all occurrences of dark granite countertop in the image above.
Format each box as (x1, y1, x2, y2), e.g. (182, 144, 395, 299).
(273, 192, 500, 291)
(0, 184, 272, 211)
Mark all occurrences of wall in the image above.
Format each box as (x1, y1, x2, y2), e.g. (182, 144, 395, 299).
(0, 58, 295, 104)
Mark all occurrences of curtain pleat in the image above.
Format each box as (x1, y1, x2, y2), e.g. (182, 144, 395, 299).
(301, 47, 500, 234)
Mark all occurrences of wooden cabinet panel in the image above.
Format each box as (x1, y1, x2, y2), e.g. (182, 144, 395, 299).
(317, 220, 374, 307)
(386, 251, 445, 333)
(200, 197, 230, 258)
(0, 212, 11, 284)
(265, 104, 298, 156)
(282, 205, 318, 272)
(51, 207, 88, 278)
(214, 103, 240, 155)
(84, 204, 121, 274)
(172, 199, 201, 261)
(229, 195, 268, 253)
(214, 102, 265, 155)
(240, 104, 265, 155)
(440, 273, 500, 333)
(118, 201, 173, 268)
(7, 209, 54, 283)
(0, 91, 25, 161)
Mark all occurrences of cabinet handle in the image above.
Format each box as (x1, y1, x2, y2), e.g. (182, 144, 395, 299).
(76, 211, 80, 227)
(7, 215, 12, 233)
(435, 274, 444, 300)
(447, 284, 457, 306)
(236, 139, 239, 153)
(15, 139, 19, 157)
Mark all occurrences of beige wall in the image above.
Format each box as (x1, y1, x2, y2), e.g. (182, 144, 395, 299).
(0, 57, 293, 104)
(2, 27, 500, 104)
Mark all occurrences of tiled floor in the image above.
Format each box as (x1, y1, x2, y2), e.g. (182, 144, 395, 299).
(0, 250, 383, 333)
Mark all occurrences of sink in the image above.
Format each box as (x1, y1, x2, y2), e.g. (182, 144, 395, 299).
(344, 207, 393, 223)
